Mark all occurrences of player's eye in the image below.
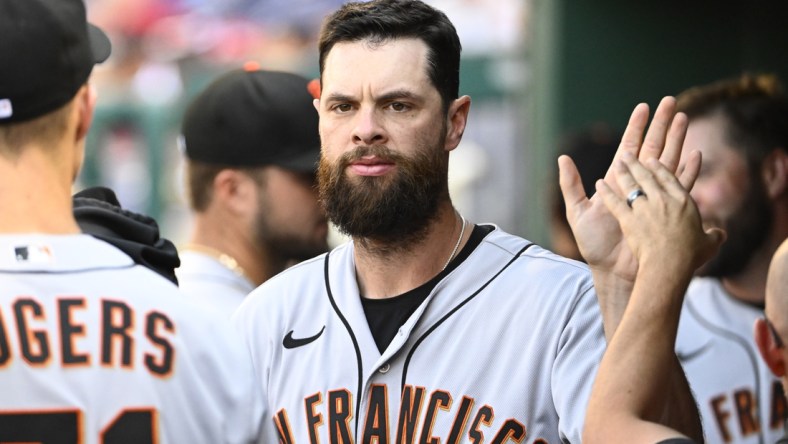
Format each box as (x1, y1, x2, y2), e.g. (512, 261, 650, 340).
(331, 103, 353, 113)
(389, 102, 409, 112)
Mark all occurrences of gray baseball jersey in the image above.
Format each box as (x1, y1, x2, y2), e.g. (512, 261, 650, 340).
(177, 250, 255, 319)
(233, 226, 604, 443)
(676, 277, 786, 444)
(0, 234, 262, 443)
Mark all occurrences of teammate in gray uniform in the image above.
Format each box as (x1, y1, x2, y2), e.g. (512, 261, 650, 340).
(178, 67, 329, 317)
(0, 0, 262, 441)
(672, 74, 788, 444)
(755, 238, 788, 444)
(233, 0, 700, 442)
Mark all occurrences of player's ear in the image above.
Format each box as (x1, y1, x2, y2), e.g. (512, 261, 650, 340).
(754, 318, 787, 377)
(444, 95, 471, 152)
(761, 148, 788, 200)
(74, 84, 97, 142)
(213, 169, 258, 216)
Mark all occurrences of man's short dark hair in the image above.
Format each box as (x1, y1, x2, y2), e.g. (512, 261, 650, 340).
(677, 73, 788, 171)
(318, 0, 462, 112)
(186, 161, 266, 212)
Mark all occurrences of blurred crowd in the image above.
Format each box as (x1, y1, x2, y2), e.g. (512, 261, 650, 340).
(79, 0, 528, 245)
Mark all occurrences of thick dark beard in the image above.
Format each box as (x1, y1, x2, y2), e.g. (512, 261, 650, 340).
(698, 176, 773, 278)
(253, 200, 329, 265)
(318, 144, 449, 253)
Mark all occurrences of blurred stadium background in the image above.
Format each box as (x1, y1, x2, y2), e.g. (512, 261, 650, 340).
(82, 0, 788, 250)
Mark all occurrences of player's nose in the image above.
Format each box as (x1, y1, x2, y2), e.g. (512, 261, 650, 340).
(352, 108, 387, 146)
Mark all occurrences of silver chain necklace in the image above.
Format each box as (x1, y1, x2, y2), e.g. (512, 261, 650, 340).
(442, 213, 466, 271)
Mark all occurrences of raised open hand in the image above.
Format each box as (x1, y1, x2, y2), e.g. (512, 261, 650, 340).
(558, 97, 697, 337)
(559, 97, 694, 278)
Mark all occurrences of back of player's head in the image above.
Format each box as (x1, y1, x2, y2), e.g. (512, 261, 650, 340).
(180, 67, 320, 211)
(766, 239, 788, 333)
(317, 0, 461, 112)
(0, 0, 110, 122)
(0, 0, 110, 153)
(676, 73, 788, 172)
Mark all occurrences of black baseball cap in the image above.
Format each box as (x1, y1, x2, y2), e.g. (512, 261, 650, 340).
(181, 67, 321, 172)
(0, 0, 112, 124)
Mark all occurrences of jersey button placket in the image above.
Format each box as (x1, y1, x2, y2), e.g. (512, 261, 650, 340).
(378, 363, 390, 374)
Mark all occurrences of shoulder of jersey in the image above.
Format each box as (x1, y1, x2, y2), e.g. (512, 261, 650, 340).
(0, 234, 132, 271)
(482, 228, 592, 277)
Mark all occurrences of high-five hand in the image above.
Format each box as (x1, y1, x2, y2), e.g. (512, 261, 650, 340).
(558, 97, 696, 337)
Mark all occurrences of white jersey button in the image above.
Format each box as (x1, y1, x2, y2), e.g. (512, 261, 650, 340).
(378, 363, 390, 374)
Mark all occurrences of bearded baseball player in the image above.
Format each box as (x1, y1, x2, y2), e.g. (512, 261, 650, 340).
(671, 74, 788, 444)
(177, 68, 328, 318)
(0, 0, 262, 442)
(232, 1, 700, 442)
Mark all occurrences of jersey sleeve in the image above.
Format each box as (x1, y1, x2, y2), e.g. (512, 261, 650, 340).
(232, 293, 279, 444)
(187, 310, 267, 444)
(226, 331, 267, 444)
(551, 283, 605, 443)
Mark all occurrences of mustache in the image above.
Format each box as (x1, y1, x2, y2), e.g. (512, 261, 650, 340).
(336, 145, 402, 166)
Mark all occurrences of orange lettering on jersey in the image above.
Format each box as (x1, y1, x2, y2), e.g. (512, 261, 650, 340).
(362, 384, 390, 444)
(101, 300, 134, 368)
(734, 389, 760, 436)
(420, 390, 452, 444)
(305, 392, 324, 444)
(328, 389, 353, 444)
(490, 419, 526, 444)
(14, 298, 50, 366)
(144, 311, 174, 377)
(446, 396, 474, 444)
(771, 380, 788, 429)
(0, 306, 11, 367)
(711, 395, 732, 443)
(396, 385, 426, 444)
(58, 298, 89, 367)
(468, 405, 494, 444)
(275, 408, 296, 444)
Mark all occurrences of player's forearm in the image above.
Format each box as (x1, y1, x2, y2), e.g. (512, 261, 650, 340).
(588, 266, 634, 341)
(620, 264, 703, 442)
(634, 259, 703, 442)
(586, 264, 702, 442)
(658, 354, 704, 443)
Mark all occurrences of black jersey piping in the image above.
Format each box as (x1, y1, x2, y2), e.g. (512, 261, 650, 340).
(686, 297, 765, 444)
(400, 243, 534, 387)
(323, 252, 364, 439)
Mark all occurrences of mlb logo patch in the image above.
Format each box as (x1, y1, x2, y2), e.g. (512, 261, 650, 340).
(14, 244, 54, 264)
(0, 99, 12, 119)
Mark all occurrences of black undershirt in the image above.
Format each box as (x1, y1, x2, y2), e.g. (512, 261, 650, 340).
(361, 224, 494, 353)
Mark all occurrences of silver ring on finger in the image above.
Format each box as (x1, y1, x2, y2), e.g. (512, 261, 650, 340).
(626, 188, 647, 208)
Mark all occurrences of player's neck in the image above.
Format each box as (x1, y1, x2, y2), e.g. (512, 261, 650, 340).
(188, 220, 281, 286)
(353, 203, 469, 299)
(0, 147, 80, 234)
